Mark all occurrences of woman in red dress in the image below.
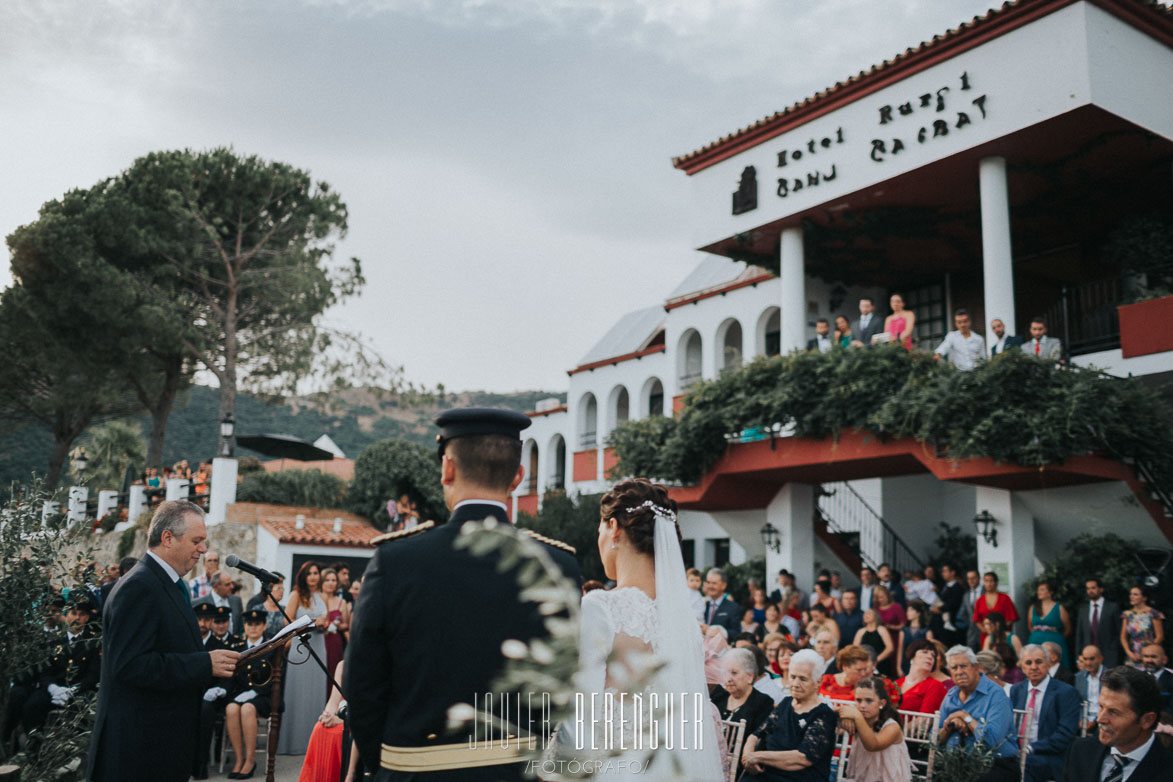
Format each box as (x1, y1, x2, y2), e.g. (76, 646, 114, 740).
(819, 645, 902, 707)
(972, 571, 1018, 647)
(319, 568, 351, 698)
(896, 639, 947, 714)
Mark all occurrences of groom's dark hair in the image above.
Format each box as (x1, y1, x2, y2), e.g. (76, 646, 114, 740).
(599, 478, 679, 557)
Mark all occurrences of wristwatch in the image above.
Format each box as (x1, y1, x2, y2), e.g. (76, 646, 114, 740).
(963, 715, 975, 726)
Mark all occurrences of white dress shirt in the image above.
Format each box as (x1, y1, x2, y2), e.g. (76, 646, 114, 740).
(860, 584, 876, 611)
(935, 330, 987, 371)
(1099, 732, 1155, 781)
(1085, 664, 1104, 721)
(146, 550, 181, 584)
(1024, 675, 1051, 746)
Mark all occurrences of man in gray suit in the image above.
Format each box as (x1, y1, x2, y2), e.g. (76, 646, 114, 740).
(1073, 645, 1105, 734)
(192, 571, 243, 636)
(959, 569, 984, 651)
(1073, 577, 1122, 668)
(1025, 316, 1063, 360)
(850, 296, 885, 348)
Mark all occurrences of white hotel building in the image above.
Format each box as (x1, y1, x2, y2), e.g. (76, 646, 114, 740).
(512, 0, 1173, 614)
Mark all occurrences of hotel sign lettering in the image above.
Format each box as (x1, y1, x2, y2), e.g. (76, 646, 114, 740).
(730, 72, 992, 212)
(869, 72, 989, 163)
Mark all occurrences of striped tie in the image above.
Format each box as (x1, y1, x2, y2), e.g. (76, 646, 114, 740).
(1103, 754, 1129, 782)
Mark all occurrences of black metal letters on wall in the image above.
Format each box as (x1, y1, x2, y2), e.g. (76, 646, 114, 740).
(871, 72, 988, 163)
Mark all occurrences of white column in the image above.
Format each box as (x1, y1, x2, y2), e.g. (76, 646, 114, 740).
(165, 478, 190, 502)
(979, 156, 1017, 333)
(974, 486, 1037, 637)
(67, 486, 88, 522)
(766, 483, 816, 589)
(779, 226, 806, 353)
(207, 457, 238, 525)
(128, 484, 148, 523)
(42, 501, 61, 521)
(97, 490, 119, 521)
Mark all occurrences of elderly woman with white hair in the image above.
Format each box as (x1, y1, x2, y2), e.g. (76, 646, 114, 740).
(712, 648, 777, 779)
(741, 648, 838, 781)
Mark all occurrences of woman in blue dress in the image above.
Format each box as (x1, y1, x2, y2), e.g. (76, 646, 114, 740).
(1026, 580, 1071, 669)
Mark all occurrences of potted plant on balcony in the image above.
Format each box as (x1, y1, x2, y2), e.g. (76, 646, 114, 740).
(1106, 213, 1173, 358)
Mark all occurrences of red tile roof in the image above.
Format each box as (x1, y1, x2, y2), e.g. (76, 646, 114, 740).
(673, 0, 1173, 174)
(567, 344, 667, 375)
(259, 516, 382, 548)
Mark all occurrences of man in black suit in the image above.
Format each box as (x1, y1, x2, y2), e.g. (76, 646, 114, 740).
(87, 500, 239, 782)
(806, 318, 833, 353)
(1061, 665, 1172, 781)
(1140, 643, 1173, 711)
(989, 318, 1024, 357)
(1011, 644, 1082, 782)
(1075, 645, 1107, 735)
(935, 563, 967, 646)
(193, 570, 244, 636)
(850, 296, 885, 347)
(702, 567, 742, 642)
(100, 556, 139, 606)
(345, 408, 581, 780)
(1074, 578, 1123, 669)
(1046, 641, 1077, 686)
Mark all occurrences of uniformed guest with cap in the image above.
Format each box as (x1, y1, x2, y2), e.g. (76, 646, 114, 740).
(221, 609, 275, 779)
(195, 603, 246, 779)
(345, 407, 582, 781)
(3, 593, 101, 745)
(194, 602, 218, 648)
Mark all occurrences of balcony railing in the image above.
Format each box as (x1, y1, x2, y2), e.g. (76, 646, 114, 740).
(578, 431, 597, 449)
(1045, 278, 1123, 357)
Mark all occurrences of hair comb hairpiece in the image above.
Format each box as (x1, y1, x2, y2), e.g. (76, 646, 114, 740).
(625, 499, 676, 523)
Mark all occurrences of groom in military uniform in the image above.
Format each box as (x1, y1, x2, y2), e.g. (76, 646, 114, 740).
(345, 408, 581, 780)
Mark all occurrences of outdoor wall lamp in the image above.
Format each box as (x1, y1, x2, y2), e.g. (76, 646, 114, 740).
(760, 522, 781, 553)
(74, 448, 88, 476)
(973, 510, 998, 547)
(219, 412, 235, 457)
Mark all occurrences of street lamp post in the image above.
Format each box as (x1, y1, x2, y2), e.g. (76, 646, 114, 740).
(219, 413, 235, 458)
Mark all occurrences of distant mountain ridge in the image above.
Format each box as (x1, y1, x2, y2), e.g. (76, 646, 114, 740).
(0, 384, 564, 489)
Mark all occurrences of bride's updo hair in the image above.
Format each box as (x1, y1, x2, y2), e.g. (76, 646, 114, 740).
(599, 478, 681, 556)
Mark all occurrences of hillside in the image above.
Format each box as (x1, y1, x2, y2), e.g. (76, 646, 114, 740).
(0, 385, 564, 488)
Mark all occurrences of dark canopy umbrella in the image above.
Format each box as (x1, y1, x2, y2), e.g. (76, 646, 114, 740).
(236, 434, 335, 462)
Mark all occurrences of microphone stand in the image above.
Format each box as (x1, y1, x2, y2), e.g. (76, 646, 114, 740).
(260, 580, 346, 698)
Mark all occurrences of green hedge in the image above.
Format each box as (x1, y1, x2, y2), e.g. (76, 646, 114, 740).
(607, 348, 1173, 491)
(237, 468, 348, 509)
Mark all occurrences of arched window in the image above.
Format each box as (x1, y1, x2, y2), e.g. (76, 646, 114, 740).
(642, 377, 664, 417)
(578, 392, 598, 449)
(548, 434, 566, 490)
(756, 307, 781, 357)
(677, 329, 703, 389)
(606, 385, 629, 435)
(716, 318, 743, 372)
(523, 439, 538, 494)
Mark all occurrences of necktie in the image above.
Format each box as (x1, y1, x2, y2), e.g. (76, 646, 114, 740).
(177, 579, 191, 606)
(1022, 688, 1039, 741)
(1035, 340, 1041, 355)
(707, 600, 718, 624)
(1104, 754, 1129, 782)
(1091, 603, 1100, 645)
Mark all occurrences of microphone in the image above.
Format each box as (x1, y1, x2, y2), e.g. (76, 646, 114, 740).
(224, 554, 281, 584)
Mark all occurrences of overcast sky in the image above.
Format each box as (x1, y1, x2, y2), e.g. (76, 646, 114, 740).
(1, 0, 1000, 393)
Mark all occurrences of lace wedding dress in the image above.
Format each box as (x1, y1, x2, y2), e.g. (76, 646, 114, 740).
(568, 514, 725, 781)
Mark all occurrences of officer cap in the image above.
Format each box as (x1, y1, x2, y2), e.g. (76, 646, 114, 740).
(193, 602, 216, 618)
(242, 608, 267, 625)
(67, 592, 96, 614)
(434, 407, 531, 459)
(211, 604, 231, 621)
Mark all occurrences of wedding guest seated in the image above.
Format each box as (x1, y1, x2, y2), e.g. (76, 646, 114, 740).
(1073, 645, 1105, 733)
(712, 648, 777, 776)
(976, 650, 1013, 696)
(820, 645, 899, 707)
(741, 649, 838, 781)
(747, 645, 785, 705)
(939, 646, 1018, 782)
(930, 640, 956, 689)
(836, 676, 912, 782)
(705, 625, 730, 689)
(897, 639, 948, 714)
(1010, 644, 1081, 782)
(223, 610, 275, 779)
(755, 602, 788, 644)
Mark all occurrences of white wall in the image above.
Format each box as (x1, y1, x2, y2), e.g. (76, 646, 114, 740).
(1071, 347, 1173, 380)
(255, 526, 373, 590)
(684, 2, 1098, 250)
(1084, 2, 1173, 139)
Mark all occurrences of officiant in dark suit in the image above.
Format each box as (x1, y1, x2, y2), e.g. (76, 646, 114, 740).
(86, 500, 240, 782)
(1074, 578, 1123, 668)
(1060, 666, 1171, 782)
(345, 408, 580, 781)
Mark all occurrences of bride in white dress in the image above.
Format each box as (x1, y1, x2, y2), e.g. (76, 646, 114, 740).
(569, 479, 725, 781)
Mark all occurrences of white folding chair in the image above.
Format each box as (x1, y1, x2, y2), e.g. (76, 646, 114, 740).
(718, 718, 746, 782)
(218, 715, 271, 774)
(1012, 707, 1032, 782)
(831, 724, 854, 781)
(898, 708, 941, 781)
(1080, 699, 1091, 737)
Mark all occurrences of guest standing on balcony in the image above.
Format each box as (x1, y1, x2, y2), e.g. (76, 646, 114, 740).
(834, 315, 853, 349)
(1025, 316, 1063, 359)
(989, 318, 1024, 356)
(850, 296, 886, 348)
(806, 318, 834, 353)
(934, 309, 987, 370)
(882, 293, 916, 350)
